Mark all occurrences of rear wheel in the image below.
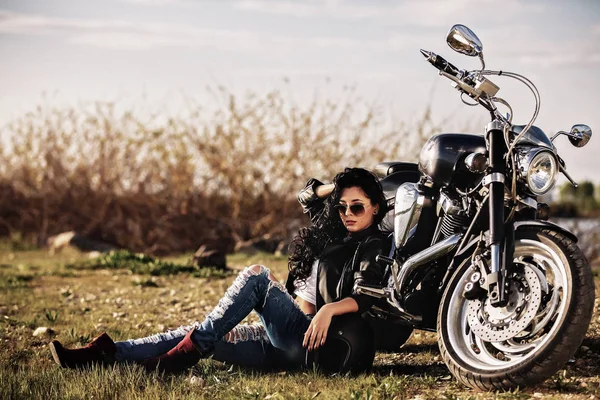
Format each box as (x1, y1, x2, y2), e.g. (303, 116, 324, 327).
(438, 228, 594, 390)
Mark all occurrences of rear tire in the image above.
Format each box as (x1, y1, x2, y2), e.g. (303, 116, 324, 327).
(437, 228, 594, 391)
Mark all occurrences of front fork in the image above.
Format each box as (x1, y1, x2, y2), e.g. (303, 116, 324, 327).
(485, 120, 513, 307)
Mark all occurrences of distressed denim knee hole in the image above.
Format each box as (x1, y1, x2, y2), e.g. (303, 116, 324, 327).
(224, 323, 269, 344)
(245, 264, 269, 277)
(207, 264, 270, 322)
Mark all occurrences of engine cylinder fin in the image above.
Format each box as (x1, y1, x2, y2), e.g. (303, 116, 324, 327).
(439, 213, 469, 240)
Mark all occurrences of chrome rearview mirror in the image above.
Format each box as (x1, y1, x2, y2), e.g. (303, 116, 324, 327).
(446, 24, 483, 57)
(446, 24, 485, 70)
(550, 124, 592, 147)
(568, 124, 592, 147)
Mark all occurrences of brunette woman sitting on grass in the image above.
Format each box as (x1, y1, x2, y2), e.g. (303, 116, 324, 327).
(49, 167, 389, 373)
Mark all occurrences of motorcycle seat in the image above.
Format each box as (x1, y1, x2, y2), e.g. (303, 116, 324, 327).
(374, 162, 419, 178)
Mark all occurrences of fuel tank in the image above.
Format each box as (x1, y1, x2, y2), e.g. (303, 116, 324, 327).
(418, 133, 486, 188)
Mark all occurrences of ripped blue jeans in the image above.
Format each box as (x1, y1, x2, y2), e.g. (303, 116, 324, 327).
(114, 265, 311, 369)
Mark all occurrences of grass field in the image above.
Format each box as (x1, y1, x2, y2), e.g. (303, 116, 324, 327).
(1, 247, 599, 400)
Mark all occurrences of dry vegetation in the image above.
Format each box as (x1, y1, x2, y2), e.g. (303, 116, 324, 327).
(1, 247, 599, 400)
(0, 88, 440, 255)
(2, 90, 599, 399)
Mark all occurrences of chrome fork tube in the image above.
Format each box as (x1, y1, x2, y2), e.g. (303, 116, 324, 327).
(490, 244, 501, 274)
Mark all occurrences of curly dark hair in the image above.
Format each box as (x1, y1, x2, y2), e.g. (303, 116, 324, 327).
(287, 167, 387, 282)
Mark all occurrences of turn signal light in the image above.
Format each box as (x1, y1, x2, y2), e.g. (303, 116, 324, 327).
(465, 152, 488, 173)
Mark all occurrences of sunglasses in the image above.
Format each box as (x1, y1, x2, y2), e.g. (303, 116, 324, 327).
(334, 203, 369, 217)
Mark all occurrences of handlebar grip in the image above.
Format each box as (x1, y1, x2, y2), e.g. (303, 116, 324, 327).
(375, 255, 395, 266)
(420, 49, 460, 78)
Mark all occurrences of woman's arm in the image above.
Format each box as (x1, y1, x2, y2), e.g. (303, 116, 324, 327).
(314, 183, 335, 199)
(302, 237, 388, 350)
(297, 179, 334, 224)
(302, 297, 358, 350)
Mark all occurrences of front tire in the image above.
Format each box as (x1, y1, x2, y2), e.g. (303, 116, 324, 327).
(438, 228, 594, 391)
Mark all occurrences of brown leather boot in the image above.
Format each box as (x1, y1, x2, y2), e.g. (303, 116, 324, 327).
(143, 329, 202, 373)
(49, 332, 117, 369)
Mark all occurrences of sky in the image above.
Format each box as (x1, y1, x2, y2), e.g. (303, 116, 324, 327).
(0, 0, 599, 182)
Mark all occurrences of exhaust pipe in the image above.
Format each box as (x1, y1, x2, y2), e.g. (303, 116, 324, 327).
(396, 234, 462, 290)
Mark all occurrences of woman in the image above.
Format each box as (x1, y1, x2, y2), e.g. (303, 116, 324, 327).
(49, 167, 389, 373)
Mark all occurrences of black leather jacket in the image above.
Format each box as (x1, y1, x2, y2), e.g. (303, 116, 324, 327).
(286, 178, 389, 314)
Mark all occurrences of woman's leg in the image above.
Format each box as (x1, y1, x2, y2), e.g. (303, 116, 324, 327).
(114, 322, 200, 362)
(51, 265, 310, 370)
(122, 320, 299, 370)
(117, 264, 308, 366)
(213, 275, 312, 368)
(212, 323, 283, 368)
(252, 268, 311, 364)
(189, 264, 308, 355)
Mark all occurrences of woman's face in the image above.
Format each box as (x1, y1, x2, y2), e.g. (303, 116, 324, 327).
(337, 186, 379, 233)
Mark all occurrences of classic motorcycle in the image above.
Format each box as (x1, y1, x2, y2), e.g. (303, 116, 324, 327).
(356, 25, 595, 390)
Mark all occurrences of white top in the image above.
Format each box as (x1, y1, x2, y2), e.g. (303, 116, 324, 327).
(294, 260, 318, 306)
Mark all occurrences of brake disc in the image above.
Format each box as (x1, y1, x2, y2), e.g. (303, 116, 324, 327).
(467, 266, 542, 342)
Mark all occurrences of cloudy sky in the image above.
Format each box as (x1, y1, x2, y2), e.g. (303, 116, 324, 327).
(1, 0, 599, 182)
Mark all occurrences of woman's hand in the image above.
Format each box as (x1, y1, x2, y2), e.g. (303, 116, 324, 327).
(303, 304, 334, 351)
(303, 298, 359, 350)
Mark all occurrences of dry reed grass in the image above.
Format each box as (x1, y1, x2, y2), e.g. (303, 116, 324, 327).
(0, 88, 441, 254)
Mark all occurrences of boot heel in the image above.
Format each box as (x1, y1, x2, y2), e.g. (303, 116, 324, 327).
(49, 341, 66, 368)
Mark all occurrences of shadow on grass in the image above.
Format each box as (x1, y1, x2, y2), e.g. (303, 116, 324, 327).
(372, 342, 449, 378)
(372, 337, 600, 382)
(396, 343, 439, 354)
(568, 336, 600, 378)
(372, 363, 450, 378)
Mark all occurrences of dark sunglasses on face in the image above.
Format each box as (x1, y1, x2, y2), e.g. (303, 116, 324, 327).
(334, 203, 368, 217)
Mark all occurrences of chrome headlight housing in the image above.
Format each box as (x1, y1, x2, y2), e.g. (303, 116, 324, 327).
(515, 148, 558, 196)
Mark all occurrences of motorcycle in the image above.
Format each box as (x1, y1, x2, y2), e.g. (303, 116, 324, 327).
(356, 24, 595, 390)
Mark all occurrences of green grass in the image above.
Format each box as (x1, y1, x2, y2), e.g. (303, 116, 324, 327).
(66, 250, 232, 278)
(1, 248, 600, 399)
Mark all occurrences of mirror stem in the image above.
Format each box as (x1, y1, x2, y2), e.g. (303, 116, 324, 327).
(560, 165, 579, 188)
(550, 131, 567, 142)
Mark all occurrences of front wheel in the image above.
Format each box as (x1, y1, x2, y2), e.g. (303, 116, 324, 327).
(438, 228, 595, 391)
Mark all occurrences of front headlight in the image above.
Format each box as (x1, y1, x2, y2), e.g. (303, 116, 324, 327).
(516, 148, 558, 195)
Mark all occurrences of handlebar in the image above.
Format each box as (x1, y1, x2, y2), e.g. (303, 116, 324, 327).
(420, 49, 461, 78)
(420, 49, 494, 110)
